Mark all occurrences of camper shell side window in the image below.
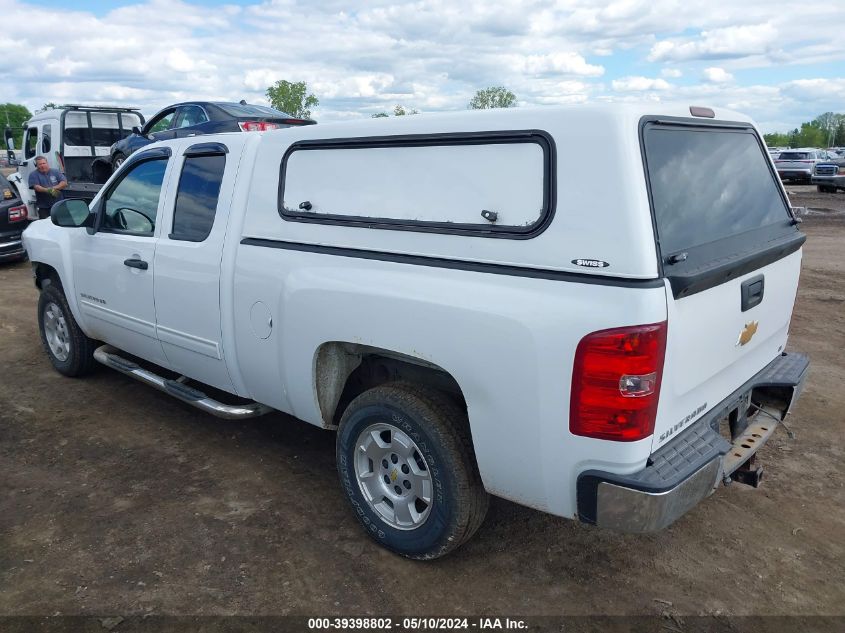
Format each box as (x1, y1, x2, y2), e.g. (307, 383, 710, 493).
(278, 131, 556, 239)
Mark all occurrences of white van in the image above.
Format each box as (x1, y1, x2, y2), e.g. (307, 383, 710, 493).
(24, 103, 809, 559)
(4, 105, 144, 219)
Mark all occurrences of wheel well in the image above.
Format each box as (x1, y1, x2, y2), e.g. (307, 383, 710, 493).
(314, 342, 466, 428)
(33, 262, 61, 290)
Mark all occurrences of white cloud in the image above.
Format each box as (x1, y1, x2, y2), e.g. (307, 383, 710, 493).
(166, 49, 196, 73)
(703, 67, 734, 83)
(0, 0, 843, 135)
(500, 52, 605, 77)
(612, 76, 671, 92)
(649, 23, 779, 62)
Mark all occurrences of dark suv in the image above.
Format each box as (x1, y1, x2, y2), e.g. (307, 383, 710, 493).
(108, 101, 316, 168)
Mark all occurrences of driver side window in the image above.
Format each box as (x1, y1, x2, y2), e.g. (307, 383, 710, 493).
(102, 159, 168, 235)
(147, 111, 176, 134)
(24, 127, 38, 159)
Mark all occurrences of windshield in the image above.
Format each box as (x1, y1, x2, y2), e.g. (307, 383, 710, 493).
(644, 125, 791, 257)
(778, 152, 810, 160)
(214, 103, 291, 118)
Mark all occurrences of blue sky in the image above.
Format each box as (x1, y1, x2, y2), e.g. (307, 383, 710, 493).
(3, 0, 844, 133)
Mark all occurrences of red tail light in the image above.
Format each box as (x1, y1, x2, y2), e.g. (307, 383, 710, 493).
(570, 322, 667, 442)
(8, 205, 27, 223)
(238, 121, 279, 132)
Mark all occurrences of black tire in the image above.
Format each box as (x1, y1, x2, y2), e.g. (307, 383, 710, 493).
(37, 281, 97, 377)
(817, 185, 832, 193)
(112, 152, 126, 170)
(336, 382, 489, 560)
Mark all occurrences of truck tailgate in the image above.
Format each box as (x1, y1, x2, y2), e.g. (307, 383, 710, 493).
(640, 118, 805, 452)
(654, 251, 801, 449)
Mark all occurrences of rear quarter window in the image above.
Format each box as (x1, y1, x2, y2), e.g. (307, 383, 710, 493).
(170, 154, 226, 242)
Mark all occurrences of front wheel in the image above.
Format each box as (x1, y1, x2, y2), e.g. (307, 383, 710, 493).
(112, 152, 126, 170)
(38, 281, 97, 377)
(336, 383, 489, 559)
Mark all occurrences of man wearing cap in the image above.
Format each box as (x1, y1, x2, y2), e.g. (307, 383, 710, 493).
(28, 156, 67, 219)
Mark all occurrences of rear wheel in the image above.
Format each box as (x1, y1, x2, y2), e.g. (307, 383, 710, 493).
(38, 281, 97, 377)
(112, 152, 126, 170)
(336, 382, 488, 559)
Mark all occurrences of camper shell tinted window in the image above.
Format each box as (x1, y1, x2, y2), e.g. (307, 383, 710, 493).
(642, 119, 803, 297)
(643, 123, 793, 258)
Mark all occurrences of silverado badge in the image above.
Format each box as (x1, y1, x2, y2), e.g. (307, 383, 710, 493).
(737, 321, 759, 347)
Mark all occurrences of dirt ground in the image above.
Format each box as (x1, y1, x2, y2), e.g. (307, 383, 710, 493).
(1, 187, 844, 620)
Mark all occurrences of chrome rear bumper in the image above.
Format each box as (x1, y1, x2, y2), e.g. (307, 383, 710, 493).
(577, 352, 809, 533)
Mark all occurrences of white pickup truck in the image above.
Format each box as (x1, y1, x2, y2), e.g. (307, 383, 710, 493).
(23, 104, 809, 559)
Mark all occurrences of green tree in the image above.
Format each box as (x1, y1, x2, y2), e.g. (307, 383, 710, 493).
(763, 132, 790, 147)
(1, 103, 33, 150)
(371, 105, 419, 118)
(793, 122, 826, 148)
(468, 86, 517, 110)
(834, 121, 845, 147)
(36, 102, 58, 114)
(265, 80, 319, 119)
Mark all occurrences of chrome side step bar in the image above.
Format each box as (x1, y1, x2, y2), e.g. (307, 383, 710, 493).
(93, 345, 273, 420)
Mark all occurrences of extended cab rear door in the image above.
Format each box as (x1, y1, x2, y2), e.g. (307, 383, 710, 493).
(642, 119, 805, 451)
(152, 138, 244, 393)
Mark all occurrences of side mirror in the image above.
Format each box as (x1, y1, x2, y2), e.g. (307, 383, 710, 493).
(131, 126, 142, 135)
(50, 199, 94, 228)
(3, 128, 13, 150)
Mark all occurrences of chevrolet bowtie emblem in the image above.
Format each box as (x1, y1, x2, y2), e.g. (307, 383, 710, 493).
(737, 321, 759, 347)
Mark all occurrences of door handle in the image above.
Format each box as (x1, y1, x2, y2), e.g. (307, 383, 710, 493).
(740, 275, 764, 312)
(123, 258, 148, 270)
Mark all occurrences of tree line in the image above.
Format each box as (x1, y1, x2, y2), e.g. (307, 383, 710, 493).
(763, 112, 845, 148)
(265, 81, 517, 118)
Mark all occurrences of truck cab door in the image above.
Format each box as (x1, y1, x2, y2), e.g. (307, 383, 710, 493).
(152, 140, 239, 393)
(71, 149, 173, 367)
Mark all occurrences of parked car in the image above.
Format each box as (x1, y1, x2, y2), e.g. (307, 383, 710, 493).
(108, 101, 316, 169)
(24, 104, 809, 559)
(775, 148, 834, 183)
(0, 172, 28, 262)
(812, 153, 845, 193)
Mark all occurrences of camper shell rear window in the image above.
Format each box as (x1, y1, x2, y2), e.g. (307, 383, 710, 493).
(643, 121, 793, 257)
(641, 118, 803, 297)
(278, 131, 556, 239)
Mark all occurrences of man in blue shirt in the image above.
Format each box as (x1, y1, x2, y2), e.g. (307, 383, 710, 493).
(28, 156, 67, 219)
